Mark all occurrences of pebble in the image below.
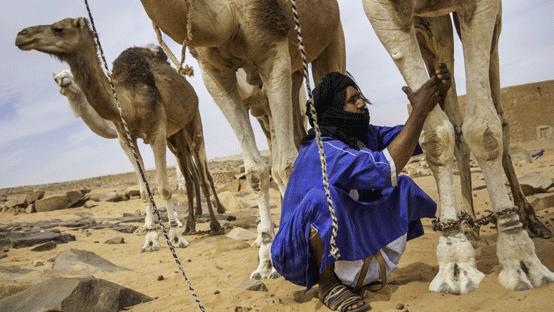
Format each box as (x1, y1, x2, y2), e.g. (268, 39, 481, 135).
(33, 260, 44, 267)
(396, 303, 405, 310)
(157, 275, 164, 281)
(214, 290, 220, 295)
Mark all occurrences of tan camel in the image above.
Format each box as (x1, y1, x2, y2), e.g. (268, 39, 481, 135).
(53, 69, 189, 191)
(363, 0, 553, 293)
(140, 0, 346, 279)
(16, 18, 223, 252)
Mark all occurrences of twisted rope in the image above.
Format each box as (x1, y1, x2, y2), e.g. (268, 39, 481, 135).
(83, 1, 205, 311)
(151, 0, 194, 77)
(290, 0, 340, 260)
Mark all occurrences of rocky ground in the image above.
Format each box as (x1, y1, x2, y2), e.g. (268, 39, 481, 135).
(1, 148, 553, 312)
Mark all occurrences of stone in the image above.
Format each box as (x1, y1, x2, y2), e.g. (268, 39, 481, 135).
(25, 204, 35, 214)
(103, 191, 129, 202)
(30, 241, 57, 252)
(84, 200, 97, 208)
(0, 276, 152, 312)
(0, 280, 33, 301)
(24, 190, 45, 205)
(52, 249, 129, 273)
(111, 224, 137, 233)
(1, 231, 75, 249)
(0, 251, 6, 259)
(529, 193, 554, 211)
(226, 227, 257, 241)
(157, 275, 164, 281)
(125, 186, 141, 198)
(396, 303, 405, 310)
(518, 172, 554, 196)
(34, 192, 86, 212)
(32, 260, 43, 267)
(218, 191, 243, 211)
(104, 237, 125, 244)
(240, 279, 268, 292)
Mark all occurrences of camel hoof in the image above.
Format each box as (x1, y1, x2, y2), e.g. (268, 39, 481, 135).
(429, 234, 484, 295)
(169, 227, 190, 248)
(526, 219, 552, 239)
(497, 230, 554, 290)
(268, 269, 280, 279)
(210, 222, 224, 235)
(250, 272, 262, 280)
(141, 230, 161, 252)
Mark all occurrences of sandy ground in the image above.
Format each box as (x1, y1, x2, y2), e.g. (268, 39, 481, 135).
(1, 152, 553, 312)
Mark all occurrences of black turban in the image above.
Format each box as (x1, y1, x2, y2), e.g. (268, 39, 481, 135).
(303, 72, 370, 149)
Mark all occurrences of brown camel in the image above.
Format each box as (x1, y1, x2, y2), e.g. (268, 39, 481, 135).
(140, 0, 346, 280)
(16, 17, 223, 252)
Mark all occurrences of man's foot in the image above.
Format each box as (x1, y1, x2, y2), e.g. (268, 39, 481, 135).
(320, 282, 370, 311)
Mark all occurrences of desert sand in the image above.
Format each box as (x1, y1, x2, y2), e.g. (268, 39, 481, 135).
(1, 148, 553, 312)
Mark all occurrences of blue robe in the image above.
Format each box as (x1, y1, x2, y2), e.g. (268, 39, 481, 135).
(270, 125, 436, 289)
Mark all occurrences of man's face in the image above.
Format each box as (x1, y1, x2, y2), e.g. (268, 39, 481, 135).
(343, 86, 367, 113)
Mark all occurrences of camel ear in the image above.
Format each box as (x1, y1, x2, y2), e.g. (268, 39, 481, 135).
(73, 17, 88, 29)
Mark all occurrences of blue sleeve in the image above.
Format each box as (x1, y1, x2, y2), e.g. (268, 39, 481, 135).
(367, 124, 423, 156)
(323, 140, 396, 191)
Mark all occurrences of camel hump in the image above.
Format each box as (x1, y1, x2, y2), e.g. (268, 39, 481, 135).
(112, 46, 164, 90)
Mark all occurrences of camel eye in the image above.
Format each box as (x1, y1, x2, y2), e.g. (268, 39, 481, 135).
(52, 26, 64, 34)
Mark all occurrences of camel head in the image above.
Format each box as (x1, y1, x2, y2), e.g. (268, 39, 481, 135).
(53, 69, 81, 96)
(15, 17, 92, 59)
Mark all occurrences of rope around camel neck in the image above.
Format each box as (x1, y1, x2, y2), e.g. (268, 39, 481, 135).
(290, 0, 341, 260)
(83, 1, 205, 311)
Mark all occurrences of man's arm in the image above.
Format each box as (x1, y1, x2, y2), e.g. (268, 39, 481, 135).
(387, 64, 451, 173)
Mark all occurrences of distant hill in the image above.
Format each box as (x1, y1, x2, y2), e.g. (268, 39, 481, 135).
(459, 80, 554, 144)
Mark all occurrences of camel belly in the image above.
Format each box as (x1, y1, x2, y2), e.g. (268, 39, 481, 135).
(414, 0, 456, 17)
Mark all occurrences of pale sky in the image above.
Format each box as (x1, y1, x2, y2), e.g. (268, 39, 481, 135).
(1, 1, 553, 188)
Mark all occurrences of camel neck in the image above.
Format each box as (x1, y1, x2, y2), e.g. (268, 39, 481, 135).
(66, 40, 119, 121)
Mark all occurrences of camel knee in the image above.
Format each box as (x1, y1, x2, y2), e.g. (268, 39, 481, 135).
(420, 123, 455, 166)
(159, 187, 172, 200)
(463, 121, 503, 161)
(246, 163, 270, 193)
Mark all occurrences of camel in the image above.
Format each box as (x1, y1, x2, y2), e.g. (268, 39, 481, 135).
(52, 68, 225, 230)
(16, 18, 224, 253)
(140, 0, 346, 279)
(362, 0, 553, 293)
(53, 69, 188, 191)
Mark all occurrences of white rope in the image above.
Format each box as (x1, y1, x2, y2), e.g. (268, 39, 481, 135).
(83, 1, 205, 311)
(290, 0, 340, 259)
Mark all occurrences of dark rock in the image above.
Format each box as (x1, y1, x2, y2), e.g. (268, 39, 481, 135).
(0, 276, 152, 312)
(24, 190, 45, 205)
(214, 290, 220, 295)
(52, 249, 129, 273)
(104, 237, 125, 244)
(111, 224, 137, 234)
(396, 303, 405, 310)
(240, 279, 268, 291)
(30, 241, 57, 252)
(0, 231, 75, 249)
(157, 275, 164, 281)
(518, 173, 554, 196)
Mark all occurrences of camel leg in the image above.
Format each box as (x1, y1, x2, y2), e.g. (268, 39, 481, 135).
(191, 153, 203, 217)
(414, 15, 477, 241)
(486, 14, 551, 239)
(364, 0, 484, 294)
(116, 133, 159, 252)
(291, 71, 306, 149)
(175, 162, 186, 191)
(199, 63, 275, 279)
(191, 112, 226, 213)
(151, 129, 188, 249)
(457, 0, 553, 290)
(311, 21, 346, 83)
